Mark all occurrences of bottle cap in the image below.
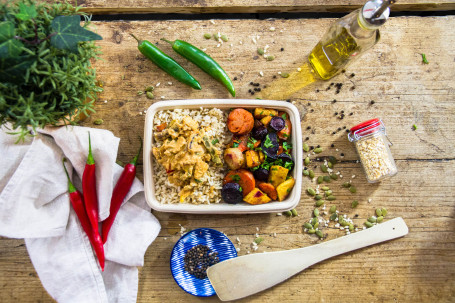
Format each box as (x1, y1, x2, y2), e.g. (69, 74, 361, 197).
(348, 118, 385, 141)
(360, 0, 394, 28)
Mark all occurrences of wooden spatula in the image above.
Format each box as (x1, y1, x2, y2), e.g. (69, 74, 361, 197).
(207, 217, 408, 301)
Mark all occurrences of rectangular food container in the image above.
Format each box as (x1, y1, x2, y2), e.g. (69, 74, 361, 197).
(143, 99, 302, 214)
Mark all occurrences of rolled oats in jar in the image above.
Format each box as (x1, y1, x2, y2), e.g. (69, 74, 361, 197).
(348, 118, 397, 183)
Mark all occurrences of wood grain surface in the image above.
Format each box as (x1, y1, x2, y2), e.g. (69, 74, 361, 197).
(74, 0, 455, 14)
(1, 16, 454, 302)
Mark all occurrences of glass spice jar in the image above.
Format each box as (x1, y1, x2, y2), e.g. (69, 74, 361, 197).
(348, 118, 397, 183)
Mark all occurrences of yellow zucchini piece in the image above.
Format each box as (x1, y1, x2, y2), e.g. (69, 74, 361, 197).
(254, 108, 278, 119)
(245, 150, 260, 168)
(258, 150, 265, 163)
(268, 165, 289, 188)
(276, 178, 295, 201)
(243, 188, 272, 205)
(260, 115, 272, 126)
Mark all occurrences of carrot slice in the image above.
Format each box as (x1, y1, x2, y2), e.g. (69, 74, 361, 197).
(155, 122, 167, 132)
(223, 169, 256, 196)
(258, 183, 278, 200)
(227, 108, 254, 135)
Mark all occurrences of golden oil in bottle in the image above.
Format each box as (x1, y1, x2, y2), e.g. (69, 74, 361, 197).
(308, 0, 393, 80)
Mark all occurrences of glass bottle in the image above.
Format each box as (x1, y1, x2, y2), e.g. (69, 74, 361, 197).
(308, 0, 395, 80)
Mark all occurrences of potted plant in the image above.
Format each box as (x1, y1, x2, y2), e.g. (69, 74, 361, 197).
(0, 0, 103, 140)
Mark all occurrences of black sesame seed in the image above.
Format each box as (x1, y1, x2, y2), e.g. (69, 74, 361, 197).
(341, 69, 346, 73)
(341, 153, 345, 156)
(333, 99, 337, 103)
(304, 167, 307, 170)
(349, 112, 353, 116)
(250, 82, 254, 85)
(335, 112, 338, 115)
(233, 77, 238, 81)
(281, 47, 284, 51)
(310, 109, 314, 112)
(341, 110, 344, 114)
(338, 127, 341, 131)
(332, 132, 336, 135)
(273, 75, 277, 79)
(286, 99, 291, 103)
(345, 129, 349, 133)
(305, 137, 309, 141)
(350, 73, 355, 78)
(370, 100, 375, 105)
(317, 145, 320, 148)
(343, 126, 346, 129)
(354, 214, 359, 218)
(331, 144, 335, 147)
(316, 89, 320, 93)
(350, 86, 356, 90)
(310, 146, 314, 150)
(307, 102, 311, 106)
(307, 126, 311, 130)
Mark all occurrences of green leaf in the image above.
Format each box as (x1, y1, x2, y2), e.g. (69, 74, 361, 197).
(50, 15, 102, 53)
(0, 21, 15, 43)
(0, 39, 23, 58)
(0, 56, 35, 83)
(15, 3, 37, 21)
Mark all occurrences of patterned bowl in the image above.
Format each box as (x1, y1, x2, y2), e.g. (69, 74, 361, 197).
(170, 228, 237, 297)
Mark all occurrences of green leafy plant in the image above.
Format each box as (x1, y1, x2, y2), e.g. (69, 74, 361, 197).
(0, 0, 103, 140)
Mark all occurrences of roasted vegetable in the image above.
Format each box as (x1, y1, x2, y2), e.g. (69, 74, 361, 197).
(277, 153, 294, 171)
(268, 165, 289, 187)
(224, 148, 245, 170)
(223, 169, 255, 196)
(254, 108, 278, 119)
(277, 115, 292, 141)
(245, 150, 260, 168)
(260, 115, 272, 126)
(276, 177, 295, 201)
(243, 188, 271, 205)
(258, 150, 265, 163)
(253, 167, 269, 182)
(258, 183, 278, 200)
(221, 183, 243, 204)
(251, 125, 268, 141)
(269, 116, 285, 132)
(230, 134, 249, 152)
(227, 108, 254, 135)
(261, 132, 279, 160)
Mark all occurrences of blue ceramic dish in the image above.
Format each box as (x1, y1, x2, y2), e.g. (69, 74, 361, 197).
(170, 228, 237, 297)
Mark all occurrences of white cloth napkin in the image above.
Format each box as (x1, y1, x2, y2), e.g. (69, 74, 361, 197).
(0, 125, 161, 302)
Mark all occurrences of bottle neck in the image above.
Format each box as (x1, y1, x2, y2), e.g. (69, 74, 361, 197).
(349, 10, 379, 40)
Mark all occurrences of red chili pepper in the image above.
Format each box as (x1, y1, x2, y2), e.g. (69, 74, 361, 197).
(82, 132, 99, 233)
(63, 159, 105, 271)
(101, 142, 142, 244)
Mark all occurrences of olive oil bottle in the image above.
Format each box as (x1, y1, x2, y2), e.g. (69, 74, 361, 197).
(309, 0, 395, 80)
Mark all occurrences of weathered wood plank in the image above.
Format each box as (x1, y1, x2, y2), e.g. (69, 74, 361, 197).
(0, 16, 454, 303)
(74, 0, 455, 14)
(1, 160, 454, 302)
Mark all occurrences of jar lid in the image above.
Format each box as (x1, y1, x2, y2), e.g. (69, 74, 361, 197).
(349, 118, 384, 141)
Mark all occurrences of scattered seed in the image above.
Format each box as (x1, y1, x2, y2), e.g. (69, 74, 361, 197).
(330, 213, 338, 221)
(412, 124, 417, 130)
(316, 230, 324, 238)
(342, 182, 351, 188)
(323, 176, 331, 182)
(254, 237, 264, 244)
(307, 188, 316, 196)
(145, 86, 154, 92)
(221, 35, 229, 42)
(321, 164, 328, 173)
(381, 208, 388, 217)
(329, 205, 337, 213)
(376, 216, 384, 223)
(349, 224, 354, 231)
(146, 91, 154, 99)
(283, 210, 292, 216)
(309, 170, 315, 178)
(321, 186, 330, 191)
(291, 209, 298, 216)
(317, 176, 323, 184)
(314, 147, 323, 154)
(257, 48, 264, 55)
(137, 91, 143, 95)
(311, 217, 318, 225)
(303, 170, 310, 176)
(368, 216, 377, 223)
(315, 194, 322, 200)
(325, 190, 333, 196)
(281, 73, 290, 78)
(328, 162, 333, 169)
(315, 200, 325, 207)
(330, 174, 338, 180)
(266, 55, 275, 61)
(327, 195, 336, 201)
(308, 229, 316, 234)
(93, 119, 104, 125)
(304, 223, 313, 229)
(351, 200, 359, 208)
(314, 221, 319, 228)
(365, 221, 373, 228)
(375, 208, 383, 217)
(303, 144, 309, 152)
(349, 186, 357, 193)
(204, 33, 212, 39)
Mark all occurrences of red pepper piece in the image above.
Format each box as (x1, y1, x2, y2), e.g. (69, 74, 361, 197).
(101, 141, 142, 244)
(63, 159, 105, 271)
(82, 132, 99, 233)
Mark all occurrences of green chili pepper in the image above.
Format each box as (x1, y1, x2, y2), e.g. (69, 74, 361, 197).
(161, 38, 235, 97)
(130, 34, 201, 90)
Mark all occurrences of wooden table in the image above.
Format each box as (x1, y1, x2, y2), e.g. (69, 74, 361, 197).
(1, 1, 455, 302)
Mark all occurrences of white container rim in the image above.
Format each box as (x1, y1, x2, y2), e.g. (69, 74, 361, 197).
(143, 99, 302, 214)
